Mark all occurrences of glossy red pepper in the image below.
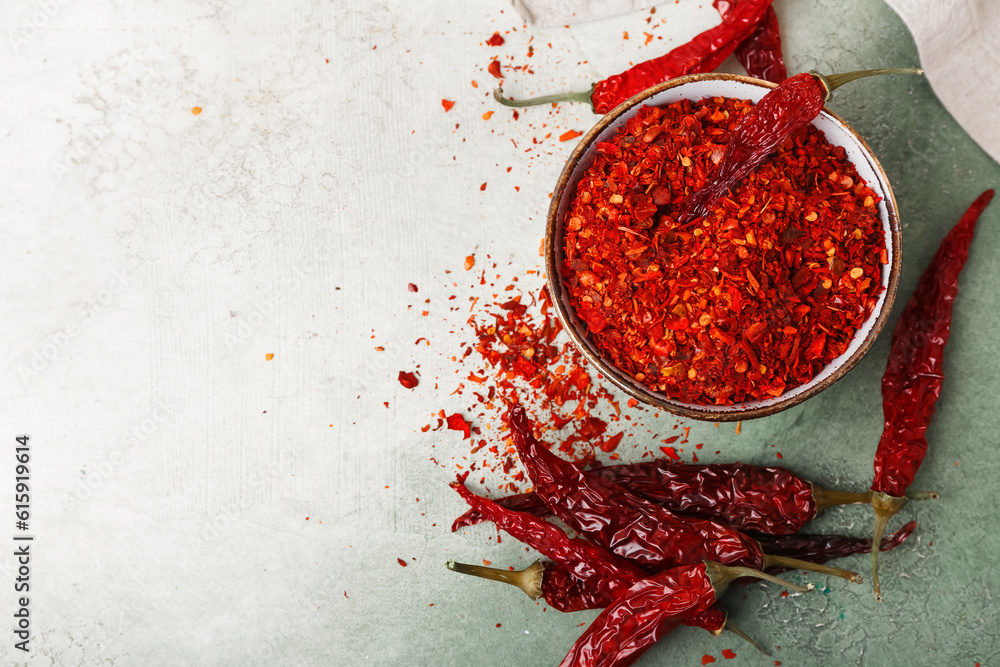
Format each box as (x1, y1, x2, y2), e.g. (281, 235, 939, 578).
(758, 521, 916, 570)
(453, 461, 878, 535)
(449, 482, 729, 637)
(507, 404, 861, 583)
(591, 0, 774, 114)
(449, 482, 644, 600)
(559, 560, 810, 667)
(674, 72, 824, 223)
(869, 189, 995, 601)
(715, 1, 787, 82)
(494, 0, 773, 115)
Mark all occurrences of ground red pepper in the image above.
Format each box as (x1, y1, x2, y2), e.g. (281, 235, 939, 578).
(562, 97, 886, 404)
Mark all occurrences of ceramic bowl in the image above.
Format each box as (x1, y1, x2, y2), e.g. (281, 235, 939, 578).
(545, 73, 901, 421)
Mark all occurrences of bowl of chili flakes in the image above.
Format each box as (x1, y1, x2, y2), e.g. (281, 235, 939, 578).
(546, 73, 901, 421)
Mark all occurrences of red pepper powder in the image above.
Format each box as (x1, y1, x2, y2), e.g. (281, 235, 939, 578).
(561, 98, 886, 404)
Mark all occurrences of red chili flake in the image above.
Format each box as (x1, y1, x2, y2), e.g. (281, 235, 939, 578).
(265, 353, 274, 360)
(398, 371, 419, 389)
(408, 283, 418, 292)
(482, 111, 494, 121)
(397, 558, 407, 567)
(561, 98, 886, 405)
(488, 60, 503, 79)
(441, 99, 455, 112)
(447, 413, 472, 439)
(626, 398, 639, 408)
(559, 130, 583, 142)
(663, 435, 679, 444)
(480, 182, 487, 191)
(722, 649, 737, 659)
(486, 32, 505, 47)
(344, 591, 349, 598)
(702, 656, 716, 666)
(598, 432, 624, 453)
(777, 452, 783, 459)
(191, 106, 202, 115)
(495, 623, 501, 628)
(660, 446, 680, 461)
(464, 255, 476, 271)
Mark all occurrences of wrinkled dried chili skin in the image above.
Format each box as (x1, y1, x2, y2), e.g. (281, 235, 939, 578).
(558, 563, 716, 667)
(676, 73, 825, 223)
(543, 561, 727, 636)
(454, 461, 816, 535)
(732, 5, 786, 83)
(756, 520, 916, 566)
(507, 405, 765, 571)
(591, 0, 773, 114)
(450, 482, 646, 600)
(872, 190, 995, 497)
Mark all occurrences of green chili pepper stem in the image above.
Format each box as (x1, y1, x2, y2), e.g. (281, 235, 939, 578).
(446, 559, 545, 600)
(493, 85, 596, 111)
(725, 622, 771, 657)
(809, 483, 873, 514)
(810, 484, 940, 516)
(704, 560, 814, 596)
(870, 492, 910, 603)
(761, 553, 862, 584)
(811, 67, 923, 102)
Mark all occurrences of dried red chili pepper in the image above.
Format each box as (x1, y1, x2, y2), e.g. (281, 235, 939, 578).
(449, 481, 644, 600)
(715, 1, 786, 83)
(758, 520, 916, 569)
(675, 68, 921, 223)
(449, 483, 731, 637)
(507, 404, 861, 583)
(870, 189, 994, 602)
(493, 0, 774, 115)
(558, 560, 811, 667)
(454, 461, 886, 535)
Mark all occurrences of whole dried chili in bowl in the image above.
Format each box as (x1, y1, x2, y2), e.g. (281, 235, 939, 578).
(545, 72, 906, 420)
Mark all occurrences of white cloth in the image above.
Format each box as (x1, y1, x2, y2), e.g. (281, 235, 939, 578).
(510, 0, 1000, 164)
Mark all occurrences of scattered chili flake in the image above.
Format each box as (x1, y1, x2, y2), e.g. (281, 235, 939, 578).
(599, 432, 624, 453)
(265, 353, 274, 360)
(626, 398, 639, 408)
(397, 558, 407, 567)
(561, 98, 886, 405)
(486, 32, 505, 47)
(702, 656, 716, 665)
(482, 111, 494, 120)
(441, 99, 455, 112)
(722, 649, 737, 659)
(660, 446, 680, 461)
(191, 106, 202, 115)
(488, 60, 503, 79)
(471, 80, 479, 88)
(480, 182, 487, 191)
(399, 371, 419, 389)
(408, 283, 418, 293)
(447, 413, 472, 439)
(465, 255, 476, 271)
(559, 130, 583, 142)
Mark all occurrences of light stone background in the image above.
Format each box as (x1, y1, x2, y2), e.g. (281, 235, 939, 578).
(1, 0, 998, 665)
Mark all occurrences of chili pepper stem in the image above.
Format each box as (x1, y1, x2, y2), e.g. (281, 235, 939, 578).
(907, 491, 941, 501)
(446, 559, 545, 600)
(704, 560, 814, 595)
(870, 492, 910, 603)
(493, 85, 596, 110)
(811, 67, 923, 102)
(809, 483, 873, 514)
(725, 622, 771, 657)
(761, 553, 862, 584)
